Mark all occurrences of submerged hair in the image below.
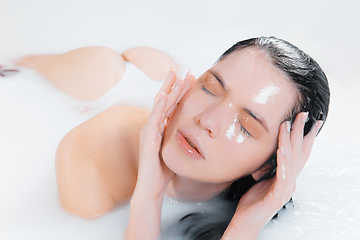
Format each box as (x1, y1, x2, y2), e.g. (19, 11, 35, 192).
(178, 36, 330, 240)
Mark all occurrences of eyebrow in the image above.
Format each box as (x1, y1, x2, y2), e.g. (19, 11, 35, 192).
(209, 70, 269, 132)
(243, 108, 269, 132)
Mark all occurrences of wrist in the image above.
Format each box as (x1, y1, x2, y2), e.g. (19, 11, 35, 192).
(222, 223, 259, 240)
(134, 168, 170, 201)
(132, 179, 166, 204)
(130, 190, 164, 211)
(125, 189, 164, 240)
(222, 214, 262, 240)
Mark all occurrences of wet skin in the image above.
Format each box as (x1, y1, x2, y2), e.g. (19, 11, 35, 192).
(126, 47, 318, 239)
(162, 48, 299, 191)
(52, 45, 323, 240)
(56, 47, 299, 217)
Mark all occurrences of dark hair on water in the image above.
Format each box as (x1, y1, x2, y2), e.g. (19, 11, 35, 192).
(178, 36, 330, 240)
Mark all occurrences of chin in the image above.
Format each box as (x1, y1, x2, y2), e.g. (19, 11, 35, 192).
(161, 145, 226, 184)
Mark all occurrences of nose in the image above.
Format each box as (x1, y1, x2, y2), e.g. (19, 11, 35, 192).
(194, 105, 225, 138)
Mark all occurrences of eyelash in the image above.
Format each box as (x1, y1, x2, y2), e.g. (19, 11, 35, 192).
(202, 83, 252, 137)
(201, 85, 215, 96)
(240, 124, 251, 137)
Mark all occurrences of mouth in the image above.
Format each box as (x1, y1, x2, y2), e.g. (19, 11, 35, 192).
(176, 131, 204, 160)
(184, 136, 200, 154)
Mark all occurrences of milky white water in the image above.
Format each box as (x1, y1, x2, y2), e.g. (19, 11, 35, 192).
(1, 0, 360, 239)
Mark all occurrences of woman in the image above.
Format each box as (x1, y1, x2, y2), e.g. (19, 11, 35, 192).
(52, 36, 329, 239)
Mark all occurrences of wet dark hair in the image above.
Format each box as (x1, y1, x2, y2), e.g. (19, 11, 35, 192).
(178, 36, 330, 240)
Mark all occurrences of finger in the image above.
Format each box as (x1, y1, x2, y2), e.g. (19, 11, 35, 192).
(159, 68, 178, 95)
(162, 76, 184, 115)
(162, 71, 194, 117)
(290, 112, 308, 163)
(165, 72, 195, 118)
(176, 71, 195, 105)
(148, 93, 168, 128)
(300, 120, 323, 169)
(153, 68, 177, 109)
(143, 94, 168, 145)
(273, 121, 296, 204)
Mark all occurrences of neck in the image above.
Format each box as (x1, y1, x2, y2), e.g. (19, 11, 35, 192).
(165, 175, 230, 202)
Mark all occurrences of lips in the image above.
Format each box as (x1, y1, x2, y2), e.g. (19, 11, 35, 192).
(185, 137, 200, 154)
(176, 131, 204, 160)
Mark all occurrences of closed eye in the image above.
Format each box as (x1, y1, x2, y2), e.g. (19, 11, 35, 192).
(201, 71, 223, 97)
(201, 85, 215, 96)
(240, 123, 251, 137)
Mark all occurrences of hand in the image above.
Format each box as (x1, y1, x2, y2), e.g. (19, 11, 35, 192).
(136, 69, 195, 198)
(222, 112, 323, 239)
(125, 69, 195, 240)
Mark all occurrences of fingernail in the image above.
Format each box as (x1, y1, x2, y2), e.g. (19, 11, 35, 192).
(185, 71, 192, 80)
(316, 120, 323, 132)
(280, 147, 285, 155)
(317, 120, 323, 127)
(168, 67, 177, 75)
(285, 121, 291, 133)
(302, 112, 309, 124)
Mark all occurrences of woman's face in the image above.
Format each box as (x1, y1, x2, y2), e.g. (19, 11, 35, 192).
(161, 47, 299, 184)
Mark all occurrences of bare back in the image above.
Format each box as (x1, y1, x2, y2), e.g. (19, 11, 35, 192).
(56, 105, 150, 218)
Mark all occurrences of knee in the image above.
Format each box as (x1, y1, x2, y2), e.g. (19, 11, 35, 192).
(122, 46, 179, 80)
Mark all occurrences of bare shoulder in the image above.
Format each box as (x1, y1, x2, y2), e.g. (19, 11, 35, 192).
(56, 105, 150, 218)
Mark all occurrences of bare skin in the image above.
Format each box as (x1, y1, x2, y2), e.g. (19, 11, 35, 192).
(16, 45, 180, 216)
(56, 105, 150, 217)
(17, 46, 179, 100)
(51, 47, 323, 239)
(124, 49, 323, 240)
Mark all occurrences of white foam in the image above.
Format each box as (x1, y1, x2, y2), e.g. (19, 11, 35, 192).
(225, 122, 236, 140)
(225, 117, 238, 141)
(236, 134, 244, 143)
(253, 83, 280, 104)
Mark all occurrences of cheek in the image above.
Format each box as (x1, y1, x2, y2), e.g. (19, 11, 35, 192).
(161, 142, 181, 172)
(219, 136, 275, 175)
(161, 91, 199, 164)
(170, 89, 203, 121)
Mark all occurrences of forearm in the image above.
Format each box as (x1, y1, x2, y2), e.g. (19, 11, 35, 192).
(221, 200, 279, 240)
(125, 187, 165, 240)
(221, 206, 269, 240)
(124, 68, 190, 239)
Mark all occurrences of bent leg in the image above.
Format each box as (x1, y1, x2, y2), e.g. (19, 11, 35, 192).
(17, 47, 126, 101)
(122, 47, 179, 80)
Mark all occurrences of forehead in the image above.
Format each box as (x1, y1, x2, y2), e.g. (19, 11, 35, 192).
(214, 47, 283, 84)
(210, 47, 299, 130)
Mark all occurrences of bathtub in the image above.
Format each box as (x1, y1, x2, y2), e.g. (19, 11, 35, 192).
(1, 0, 359, 239)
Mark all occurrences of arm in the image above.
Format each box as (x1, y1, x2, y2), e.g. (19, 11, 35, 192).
(222, 113, 323, 239)
(125, 69, 195, 239)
